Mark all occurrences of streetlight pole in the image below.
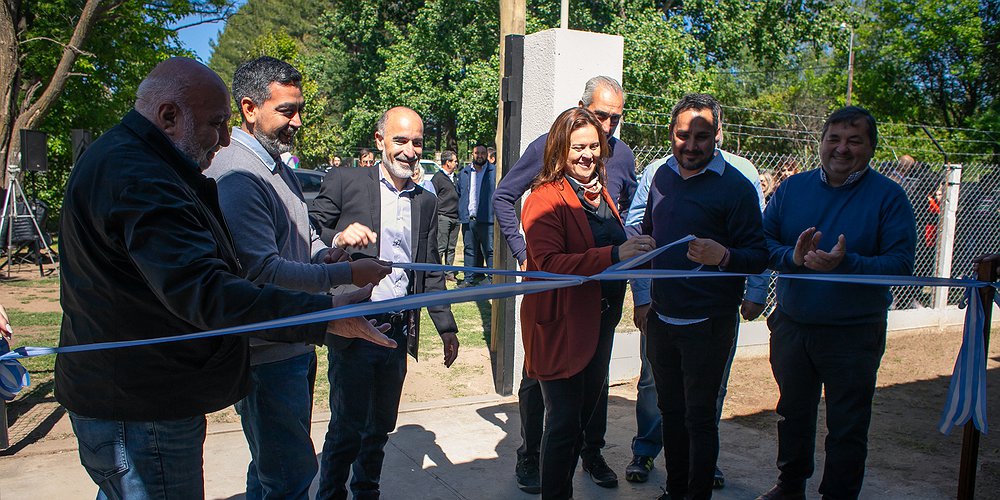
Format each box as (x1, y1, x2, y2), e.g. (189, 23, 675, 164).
(841, 22, 855, 106)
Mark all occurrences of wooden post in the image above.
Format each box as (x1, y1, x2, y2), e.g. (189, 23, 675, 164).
(490, 0, 525, 396)
(0, 399, 8, 449)
(957, 256, 996, 498)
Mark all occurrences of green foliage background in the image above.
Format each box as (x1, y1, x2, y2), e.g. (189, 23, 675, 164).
(16, 0, 1000, 218)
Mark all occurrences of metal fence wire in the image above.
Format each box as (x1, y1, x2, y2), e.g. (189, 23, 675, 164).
(627, 145, 1000, 313)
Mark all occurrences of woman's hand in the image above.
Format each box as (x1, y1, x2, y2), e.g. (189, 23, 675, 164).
(618, 235, 657, 261)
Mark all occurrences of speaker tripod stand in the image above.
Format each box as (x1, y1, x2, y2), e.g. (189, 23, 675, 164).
(1, 166, 57, 278)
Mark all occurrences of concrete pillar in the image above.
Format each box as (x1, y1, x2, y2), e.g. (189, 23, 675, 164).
(511, 29, 625, 390)
(933, 163, 962, 309)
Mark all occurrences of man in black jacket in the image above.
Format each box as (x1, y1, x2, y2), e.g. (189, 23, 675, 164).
(56, 58, 393, 499)
(311, 106, 459, 500)
(430, 149, 461, 281)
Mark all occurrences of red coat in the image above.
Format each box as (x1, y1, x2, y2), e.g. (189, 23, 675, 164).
(520, 177, 622, 380)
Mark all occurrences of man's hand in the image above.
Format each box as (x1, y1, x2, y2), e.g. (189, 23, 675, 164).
(802, 234, 846, 272)
(350, 259, 392, 287)
(323, 247, 350, 264)
(440, 332, 459, 367)
(740, 300, 766, 321)
(0, 304, 12, 340)
(792, 227, 822, 266)
(335, 222, 378, 249)
(687, 238, 727, 266)
(326, 285, 396, 348)
(633, 303, 650, 334)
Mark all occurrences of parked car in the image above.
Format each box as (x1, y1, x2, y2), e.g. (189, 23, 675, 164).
(419, 159, 440, 175)
(293, 168, 326, 209)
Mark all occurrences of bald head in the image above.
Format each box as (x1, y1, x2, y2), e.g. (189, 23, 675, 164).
(134, 58, 232, 170)
(375, 106, 423, 183)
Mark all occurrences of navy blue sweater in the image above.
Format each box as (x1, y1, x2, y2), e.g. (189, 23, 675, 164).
(640, 159, 768, 319)
(763, 168, 916, 325)
(493, 132, 637, 264)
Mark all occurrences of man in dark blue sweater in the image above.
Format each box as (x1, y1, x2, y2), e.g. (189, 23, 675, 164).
(756, 107, 915, 500)
(493, 76, 637, 493)
(637, 93, 767, 500)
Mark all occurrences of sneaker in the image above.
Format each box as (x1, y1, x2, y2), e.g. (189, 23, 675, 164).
(713, 466, 725, 489)
(515, 455, 541, 494)
(625, 455, 654, 483)
(582, 454, 619, 488)
(755, 484, 806, 500)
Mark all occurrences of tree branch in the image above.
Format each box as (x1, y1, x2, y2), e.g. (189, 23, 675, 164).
(20, 36, 96, 57)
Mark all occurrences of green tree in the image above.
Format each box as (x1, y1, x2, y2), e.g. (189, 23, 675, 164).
(1, 0, 231, 208)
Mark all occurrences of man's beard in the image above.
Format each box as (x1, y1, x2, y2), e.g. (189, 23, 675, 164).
(383, 150, 416, 179)
(175, 121, 214, 170)
(255, 125, 296, 159)
(473, 156, 486, 166)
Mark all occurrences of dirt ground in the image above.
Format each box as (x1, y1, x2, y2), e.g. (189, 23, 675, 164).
(2, 266, 999, 495)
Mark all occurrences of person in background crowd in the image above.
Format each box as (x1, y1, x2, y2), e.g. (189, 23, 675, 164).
(457, 144, 495, 287)
(520, 106, 655, 500)
(358, 148, 375, 168)
(431, 150, 461, 282)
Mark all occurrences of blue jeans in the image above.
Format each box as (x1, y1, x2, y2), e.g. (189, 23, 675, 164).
(235, 351, 318, 500)
(69, 412, 206, 500)
(317, 324, 407, 500)
(631, 322, 741, 459)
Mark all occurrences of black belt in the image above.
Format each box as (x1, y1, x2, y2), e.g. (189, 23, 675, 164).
(368, 312, 407, 332)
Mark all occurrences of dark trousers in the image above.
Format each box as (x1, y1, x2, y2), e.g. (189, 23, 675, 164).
(768, 309, 886, 499)
(646, 312, 738, 500)
(437, 215, 460, 267)
(517, 375, 609, 462)
(317, 320, 408, 500)
(462, 221, 493, 280)
(537, 287, 622, 500)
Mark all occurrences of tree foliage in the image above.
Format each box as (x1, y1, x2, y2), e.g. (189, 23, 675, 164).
(1, 0, 230, 216)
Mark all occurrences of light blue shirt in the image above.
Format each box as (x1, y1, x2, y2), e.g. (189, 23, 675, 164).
(628, 149, 769, 312)
(372, 167, 416, 302)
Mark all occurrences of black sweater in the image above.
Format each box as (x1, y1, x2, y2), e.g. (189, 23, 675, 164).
(640, 160, 768, 319)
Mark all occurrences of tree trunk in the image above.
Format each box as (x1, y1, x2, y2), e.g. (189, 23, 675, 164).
(0, 0, 19, 185)
(3, 0, 102, 183)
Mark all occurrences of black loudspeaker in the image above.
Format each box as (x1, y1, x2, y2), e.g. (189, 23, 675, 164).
(71, 129, 92, 165)
(20, 129, 47, 172)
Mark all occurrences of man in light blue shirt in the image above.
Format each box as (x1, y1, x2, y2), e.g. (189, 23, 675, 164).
(624, 138, 768, 488)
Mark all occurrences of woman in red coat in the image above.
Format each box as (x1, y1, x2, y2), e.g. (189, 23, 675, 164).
(521, 107, 655, 499)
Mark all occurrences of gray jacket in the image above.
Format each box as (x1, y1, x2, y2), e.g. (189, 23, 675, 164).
(206, 127, 352, 364)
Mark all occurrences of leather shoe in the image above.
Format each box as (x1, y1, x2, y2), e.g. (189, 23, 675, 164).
(756, 484, 806, 500)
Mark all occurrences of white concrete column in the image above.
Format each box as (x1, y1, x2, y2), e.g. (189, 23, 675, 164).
(513, 29, 626, 389)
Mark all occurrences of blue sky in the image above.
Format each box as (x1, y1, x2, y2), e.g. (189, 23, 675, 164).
(176, 19, 227, 62)
(174, 1, 248, 63)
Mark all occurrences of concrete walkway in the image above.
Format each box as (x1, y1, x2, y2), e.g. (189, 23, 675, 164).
(0, 386, 951, 500)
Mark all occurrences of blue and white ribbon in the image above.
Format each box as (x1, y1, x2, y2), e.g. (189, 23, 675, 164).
(0, 338, 30, 401)
(937, 286, 992, 435)
(0, 235, 995, 436)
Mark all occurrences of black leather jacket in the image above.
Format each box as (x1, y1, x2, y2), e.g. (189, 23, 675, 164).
(55, 110, 331, 421)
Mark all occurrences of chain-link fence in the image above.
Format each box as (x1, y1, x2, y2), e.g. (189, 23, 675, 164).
(628, 145, 1000, 313)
